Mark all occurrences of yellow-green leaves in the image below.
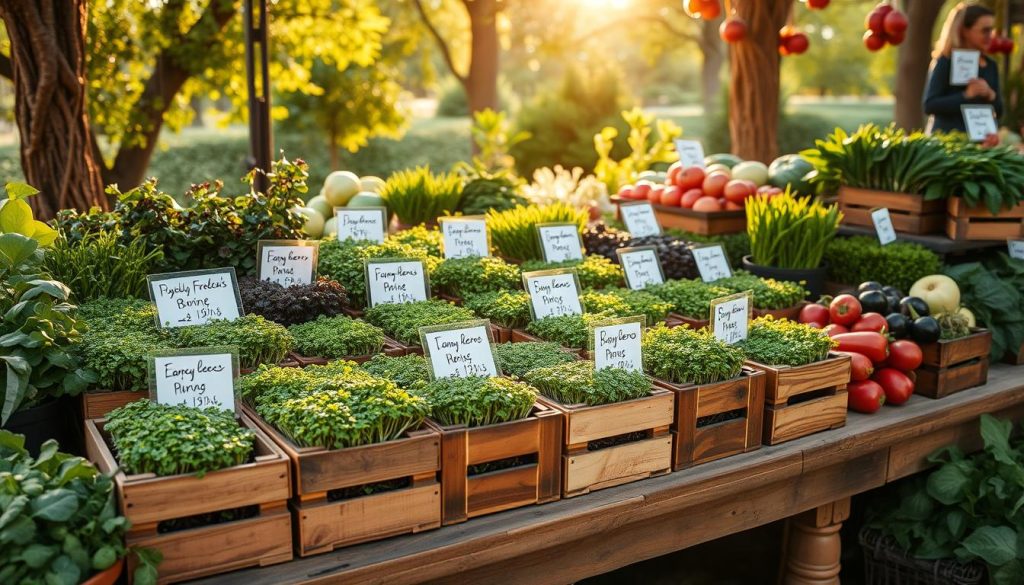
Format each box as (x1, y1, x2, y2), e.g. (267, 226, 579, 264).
(746, 192, 841, 270)
(0, 183, 57, 248)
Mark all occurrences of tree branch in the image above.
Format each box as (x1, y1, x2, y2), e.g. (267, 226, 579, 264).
(571, 14, 701, 47)
(412, 0, 466, 84)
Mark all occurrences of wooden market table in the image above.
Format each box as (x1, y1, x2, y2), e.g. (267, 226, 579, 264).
(194, 364, 1024, 585)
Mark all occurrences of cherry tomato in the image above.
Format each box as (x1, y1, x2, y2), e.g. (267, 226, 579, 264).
(799, 303, 830, 325)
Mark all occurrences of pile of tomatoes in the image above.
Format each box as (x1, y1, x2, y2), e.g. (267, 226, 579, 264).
(799, 294, 923, 414)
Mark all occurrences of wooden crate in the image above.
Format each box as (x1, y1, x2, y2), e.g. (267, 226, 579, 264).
(428, 402, 562, 525)
(539, 389, 674, 498)
(945, 198, 1024, 241)
(82, 390, 146, 420)
(1005, 342, 1024, 366)
(241, 404, 441, 557)
(611, 196, 746, 235)
(491, 325, 514, 343)
(752, 302, 806, 321)
(653, 367, 766, 470)
(667, 313, 709, 330)
(916, 328, 992, 399)
(84, 415, 293, 583)
(837, 186, 945, 235)
(746, 353, 851, 446)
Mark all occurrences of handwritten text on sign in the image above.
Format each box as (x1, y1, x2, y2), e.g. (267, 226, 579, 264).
(152, 353, 235, 411)
(335, 208, 386, 243)
(871, 208, 897, 246)
(366, 260, 428, 307)
(149, 269, 241, 328)
(422, 324, 498, 379)
(1010, 239, 1024, 260)
(258, 243, 316, 286)
(620, 202, 661, 237)
(962, 105, 998, 142)
(593, 321, 643, 372)
(537, 224, 584, 262)
(618, 247, 664, 290)
(692, 245, 732, 282)
(711, 293, 750, 345)
(674, 139, 706, 169)
(950, 49, 980, 86)
(441, 218, 489, 259)
(524, 271, 583, 318)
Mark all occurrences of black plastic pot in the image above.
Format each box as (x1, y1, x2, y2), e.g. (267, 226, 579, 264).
(741, 255, 828, 300)
(2, 396, 83, 456)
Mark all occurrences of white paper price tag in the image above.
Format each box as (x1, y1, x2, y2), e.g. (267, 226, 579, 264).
(692, 245, 733, 282)
(1009, 239, 1024, 260)
(147, 268, 242, 328)
(674, 139, 706, 169)
(950, 49, 980, 86)
(150, 351, 236, 411)
(592, 321, 643, 372)
(620, 202, 661, 237)
(961, 105, 998, 142)
(257, 241, 318, 286)
(335, 207, 387, 243)
(523, 270, 583, 318)
(421, 322, 498, 379)
(617, 247, 664, 290)
(366, 259, 429, 307)
(710, 293, 751, 345)
(440, 217, 489, 259)
(871, 208, 898, 246)
(537, 224, 584, 262)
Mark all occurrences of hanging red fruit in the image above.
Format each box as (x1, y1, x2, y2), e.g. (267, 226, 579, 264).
(700, 0, 721, 19)
(806, 0, 830, 9)
(883, 10, 908, 36)
(785, 32, 810, 55)
(863, 29, 887, 51)
(866, 4, 893, 35)
(888, 29, 905, 46)
(720, 17, 747, 43)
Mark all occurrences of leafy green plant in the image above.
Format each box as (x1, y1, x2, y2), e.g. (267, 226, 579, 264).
(643, 324, 745, 385)
(595, 288, 673, 323)
(715, 271, 808, 310)
(42, 231, 162, 302)
(76, 299, 169, 392)
(486, 202, 589, 261)
(454, 108, 531, 174)
(288, 315, 385, 358)
(105, 400, 254, 477)
(493, 341, 577, 379)
(0, 430, 159, 585)
(525, 361, 651, 406)
(945, 253, 1024, 360)
(823, 236, 942, 293)
(364, 300, 477, 346)
(388, 225, 444, 257)
(457, 174, 527, 216)
(419, 376, 537, 427)
(169, 315, 293, 369)
(359, 354, 431, 392)
(521, 255, 623, 290)
(746, 192, 840, 270)
(463, 290, 532, 329)
(380, 166, 463, 226)
(318, 237, 440, 309)
(648, 279, 733, 319)
(525, 311, 617, 350)
(741, 316, 837, 367)
(593, 107, 683, 192)
(430, 256, 521, 298)
(866, 414, 1024, 584)
(238, 276, 349, 327)
(665, 229, 750, 269)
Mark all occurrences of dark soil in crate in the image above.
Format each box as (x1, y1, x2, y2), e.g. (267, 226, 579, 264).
(696, 408, 746, 428)
(468, 453, 538, 476)
(327, 477, 413, 502)
(157, 504, 260, 534)
(587, 430, 651, 451)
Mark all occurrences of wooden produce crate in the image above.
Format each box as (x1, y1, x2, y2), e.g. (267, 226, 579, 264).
(837, 187, 945, 235)
(945, 198, 1024, 241)
(539, 389, 674, 498)
(1006, 342, 1024, 366)
(611, 195, 745, 235)
(428, 402, 562, 525)
(746, 353, 851, 446)
(916, 328, 992, 399)
(653, 367, 766, 470)
(241, 404, 441, 557)
(82, 390, 146, 420)
(84, 415, 293, 584)
(752, 302, 807, 321)
(667, 313, 709, 330)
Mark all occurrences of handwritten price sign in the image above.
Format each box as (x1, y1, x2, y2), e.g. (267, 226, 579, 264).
(365, 259, 429, 307)
(335, 207, 387, 243)
(523, 269, 583, 319)
(440, 217, 490, 259)
(257, 240, 318, 286)
(590, 317, 644, 373)
(149, 348, 238, 412)
(691, 244, 732, 282)
(420, 321, 499, 379)
(710, 292, 752, 345)
(537, 223, 584, 262)
(147, 268, 243, 328)
(617, 246, 664, 290)
(871, 208, 897, 246)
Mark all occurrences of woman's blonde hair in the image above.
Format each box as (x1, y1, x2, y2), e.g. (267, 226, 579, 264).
(933, 2, 995, 58)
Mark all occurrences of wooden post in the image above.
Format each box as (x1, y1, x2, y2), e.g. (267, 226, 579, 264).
(781, 497, 850, 585)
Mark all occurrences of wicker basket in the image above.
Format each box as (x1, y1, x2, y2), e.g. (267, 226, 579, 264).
(859, 527, 985, 585)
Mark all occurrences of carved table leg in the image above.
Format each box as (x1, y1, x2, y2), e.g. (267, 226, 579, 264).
(781, 497, 851, 585)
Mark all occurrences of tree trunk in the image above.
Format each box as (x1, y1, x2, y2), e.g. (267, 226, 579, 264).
(700, 16, 725, 120)
(463, 0, 499, 114)
(894, 0, 944, 130)
(0, 0, 106, 218)
(728, 0, 793, 163)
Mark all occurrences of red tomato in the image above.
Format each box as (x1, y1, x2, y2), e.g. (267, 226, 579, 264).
(852, 313, 888, 335)
(632, 182, 652, 200)
(848, 380, 885, 414)
(677, 167, 705, 190)
(883, 10, 907, 35)
(724, 179, 756, 204)
(836, 351, 874, 381)
(872, 368, 914, 406)
(866, 4, 893, 34)
(824, 323, 848, 337)
(832, 331, 889, 363)
(660, 186, 682, 207)
(799, 303, 830, 325)
(888, 340, 923, 372)
(784, 33, 809, 55)
(667, 162, 683, 186)
(863, 29, 887, 51)
(829, 294, 862, 326)
(720, 17, 747, 43)
(887, 29, 905, 45)
(702, 172, 730, 198)
(693, 196, 722, 212)
(680, 188, 704, 209)
(617, 185, 634, 200)
(724, 201, 744, 211)
(648, 186, 664, 203)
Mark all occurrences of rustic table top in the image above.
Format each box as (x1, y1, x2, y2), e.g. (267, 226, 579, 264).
(837, 225, 1004, 255)
(192, 364, 1024, 585)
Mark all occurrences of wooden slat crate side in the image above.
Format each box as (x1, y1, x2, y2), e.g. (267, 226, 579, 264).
(690, 418, 749, 465)
(763, 391, 848, 445)
(563, 435, 672, 497)
(751, 302, 806, 322)
(839, 204, 945, 235)
(82, 390, 145, 420)
(439, 426, 469, 525)
(667, 313, 710, 330)
(915, 358, 990, 399)
(920, 329, 992, 368)
(947, 197, 1024, 218)
(536, 407, 564, 503)
(465, 416, 542, 465)
(1005, 343, 1024, 366)
(695, 377, 749, 418)
(559, 390, 675, 446)
(946, 216, 1024, 241)
(749, 353, 851, 405)
(838, 186, 945, 214)
(466, 464, 539, 518)
(294, 484, 441, 557)
(746, 369, 767, 450)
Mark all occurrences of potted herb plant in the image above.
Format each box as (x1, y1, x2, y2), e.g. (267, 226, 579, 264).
(237, 276, 349, 327)
(486, 202, 589, 262)
(493, 341, 579, 379)
(380, 166, 463, 230)
(521, 255, 624, 289)
(429, 256, 522, 300)
(364, 299, 478, 354)
(287, 315, 387, 364)
(463, 291, 533, 341)
(317, 238, 440, 311)
(648, 279, 733, 328)
(743, 192, 841, 298)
